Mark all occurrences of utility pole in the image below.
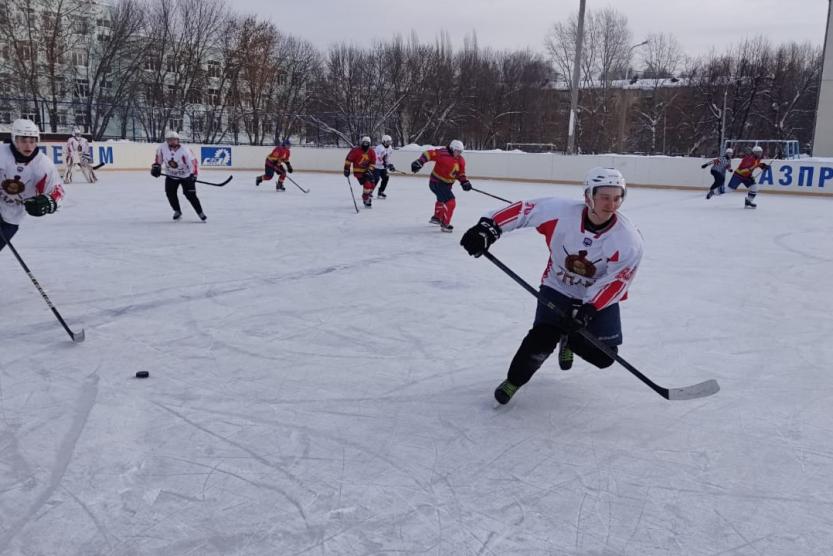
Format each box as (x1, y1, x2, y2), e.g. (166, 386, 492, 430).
(566, 0, 586, 155)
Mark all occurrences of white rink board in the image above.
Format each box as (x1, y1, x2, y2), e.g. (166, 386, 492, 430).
(37, 142, 833, 195)
(1, 170, 833, 554)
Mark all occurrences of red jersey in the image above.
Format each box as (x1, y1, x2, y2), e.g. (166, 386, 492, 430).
(734, 155, 766, 177)
(417, 148, 467, 184)
(344, 146, 376, 174)
(266, 146, 290, 168)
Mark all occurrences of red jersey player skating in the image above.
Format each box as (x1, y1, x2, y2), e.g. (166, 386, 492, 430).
(256, 139, 293, 191)
(410, 140, 472, 232)
(343, 136, 377, 208)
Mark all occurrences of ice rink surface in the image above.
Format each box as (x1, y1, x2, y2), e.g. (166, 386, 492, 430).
(2, 169, 833, 555)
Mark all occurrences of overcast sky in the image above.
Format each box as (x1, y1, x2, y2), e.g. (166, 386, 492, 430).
(231, 0, 829, 59)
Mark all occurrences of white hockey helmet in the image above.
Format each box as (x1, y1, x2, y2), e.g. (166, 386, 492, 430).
(165, 130, 180, 141)
(449, 139, 464, 155)
(381, 134, 392, 146)
(724, 147, 733, 156)
(73, 127, 82, 137)
(11, 118, 40, 143)
(584, 167, 626, 208)
(359, 136, 371, 147)
(752, 145, 763, 155)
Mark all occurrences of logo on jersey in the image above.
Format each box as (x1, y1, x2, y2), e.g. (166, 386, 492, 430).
(564, 249, 600, 278)
(583, 237, 593, 247)
(166, 159, 179, 169)
(201, 147, 232, 167)
(1, 176, 25, 195)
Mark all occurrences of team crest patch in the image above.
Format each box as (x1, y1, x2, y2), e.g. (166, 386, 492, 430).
(1, 176, 25, 195)
(583, 237, 593, 246)
(166, 160, 179, 169)
(564, 249, 601, 278)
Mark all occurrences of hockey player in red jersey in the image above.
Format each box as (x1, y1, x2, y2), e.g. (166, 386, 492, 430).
(460, 167, 644, 405)
(256, 138, 293, 191)
(411, 140, 472, 232)
(344, 136, 377, 208)
(0, 119, 65, 251)
(726, 145, 769, 208)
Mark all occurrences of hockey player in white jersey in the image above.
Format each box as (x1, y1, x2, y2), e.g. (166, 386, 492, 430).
(0, 119, 65, 251)
(150, 131, 206, 221)
(460, 167, 643, 405)
(373, 134, 396, 198)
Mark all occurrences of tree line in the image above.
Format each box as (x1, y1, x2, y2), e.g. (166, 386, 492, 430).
(0, 0, 822, 155)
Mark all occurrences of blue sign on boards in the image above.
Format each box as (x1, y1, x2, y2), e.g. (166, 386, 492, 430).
(201, 147, 232, 167)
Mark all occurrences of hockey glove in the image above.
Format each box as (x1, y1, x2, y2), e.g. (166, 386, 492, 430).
(24, 195, 57, 217)
(760, 163, 770, 170)
(387, 164, 396, 172)
(460, 180, 473, 191)
(701, 163, 709, 169)
(561, 303, 598, 333)
(285, 161, 293, 173)
(151, 163, 162, 178)
(343, 168, 350, 177)
(411, 160, 423, 173)
(460, 217, 501, 257)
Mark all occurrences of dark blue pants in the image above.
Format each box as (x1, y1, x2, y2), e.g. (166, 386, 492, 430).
(709, 169, 726, 193)
(0, 220, 19, 252)
(428, 178, 455, 202)
(728, 172, 753, 190)
(507, 285, 621, 386)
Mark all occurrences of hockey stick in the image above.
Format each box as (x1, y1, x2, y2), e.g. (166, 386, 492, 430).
(92, 162, 106, 170)
(345, 176, 360, 213)
(285, 175, 310, 194)
(471, 187, 512, 204)
(482, 251, 719, 401)
(0, 224, 85, 343)
(160, 173, 232, 187)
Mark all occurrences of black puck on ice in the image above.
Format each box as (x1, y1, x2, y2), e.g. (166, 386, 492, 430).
(135, 370, 150, 379)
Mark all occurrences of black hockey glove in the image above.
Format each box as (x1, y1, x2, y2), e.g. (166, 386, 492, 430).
(151, 163, 162, 178)
(343, 168, 350, 177)
(411, 160, 423, 173)
(701, 163, 709, 169)
(387, 163, 396, 172)
(24, 195, 57, 217)
(460, 180, 472, 191)
(760, 162, 770, 170)
(460, 217, 501, 257)
(562, 303, 598, 333)
(285, 161, 293, 173)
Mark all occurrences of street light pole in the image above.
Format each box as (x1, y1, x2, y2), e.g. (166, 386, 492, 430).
(624, 40, 649, 82)
(566, 0, 586, 155)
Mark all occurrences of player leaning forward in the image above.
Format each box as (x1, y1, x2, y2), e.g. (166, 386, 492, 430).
(0, 119, 64, 251)
(151, 131, 206, 221)
(460, 167, 644, 405)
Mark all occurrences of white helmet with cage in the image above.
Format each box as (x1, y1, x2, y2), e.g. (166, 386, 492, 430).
(11, 118, 40, 143)
(584, 167, 626, 209)
(165, 130, 180, 141)
(359, 136, 371, 147)
(73, 127, 82, 137)
(449, 139, 464, 155)
(752, 145, 763, 155)
(381, 134, 392, 147)
(724, 147, 733, 157)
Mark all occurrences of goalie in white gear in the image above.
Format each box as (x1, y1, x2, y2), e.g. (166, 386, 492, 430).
(0, 119, 65, 251)
(460, 167, 643, 405)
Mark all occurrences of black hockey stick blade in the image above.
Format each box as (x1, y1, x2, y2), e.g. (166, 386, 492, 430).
(92, 162, 106, 170)
(482, 251, 720, 401)
(666, 379, 720, 400)
(196, 175, 232, 187)
(286, 175, 310, 193)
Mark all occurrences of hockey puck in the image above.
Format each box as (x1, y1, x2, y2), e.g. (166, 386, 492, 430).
(135, 371, 150, 379)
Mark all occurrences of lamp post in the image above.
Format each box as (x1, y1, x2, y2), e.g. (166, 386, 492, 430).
(624, 40, 649, 82)
(566, 0, 586, 155)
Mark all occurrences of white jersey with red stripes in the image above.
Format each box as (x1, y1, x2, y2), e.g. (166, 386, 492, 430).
(0, 144, 65, 225)
(488, 197, 643, 310)
(154, 143, 198, 179)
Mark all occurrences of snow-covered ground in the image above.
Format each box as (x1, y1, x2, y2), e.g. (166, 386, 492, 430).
(2, 170, 833, 555)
